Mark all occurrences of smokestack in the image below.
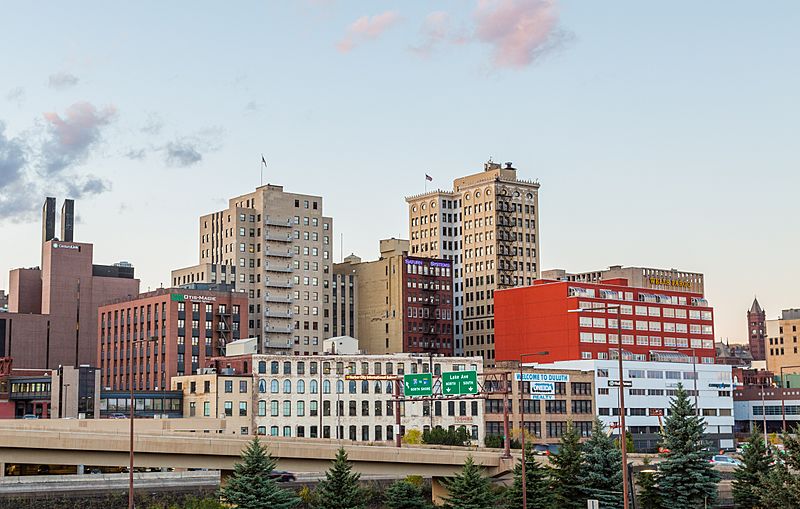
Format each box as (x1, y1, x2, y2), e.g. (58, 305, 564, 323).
(42, 197, 56, 244)
(60, 199, 74, 242)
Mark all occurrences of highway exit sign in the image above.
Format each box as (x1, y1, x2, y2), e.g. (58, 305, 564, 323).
(442, 370, 478, 395)
(403, 373, 433, 396)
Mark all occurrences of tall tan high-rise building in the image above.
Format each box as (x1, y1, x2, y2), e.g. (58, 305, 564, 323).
(406, 160, 540, 365)
(172, 184, 333, 354)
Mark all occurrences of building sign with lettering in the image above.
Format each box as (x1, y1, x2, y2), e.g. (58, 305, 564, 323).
(648, 276, 691, 289)
(171, 293, 217, 303)
(514, 373, 570, 382)
(52, 242, 80, 251)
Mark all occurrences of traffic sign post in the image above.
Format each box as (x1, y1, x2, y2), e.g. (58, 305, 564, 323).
(441, 370, 478, 395)
(403, 373, 433, 396)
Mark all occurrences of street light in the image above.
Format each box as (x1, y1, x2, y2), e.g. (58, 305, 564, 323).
(779, 365, 800, 433)
(129, 336, 157, 509)
(518, 351, 549, 509)
(569, 304, 629, 509)
(62, 383, 71, 419)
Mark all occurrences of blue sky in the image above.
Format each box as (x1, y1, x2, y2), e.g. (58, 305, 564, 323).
(1, 1, 798, 343)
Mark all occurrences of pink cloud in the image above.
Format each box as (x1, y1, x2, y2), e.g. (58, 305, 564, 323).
(474, 0, 562, 68)
(41, 102, 116, 174)
(337, 11, 401, 53)
(411, 11, 456, 57)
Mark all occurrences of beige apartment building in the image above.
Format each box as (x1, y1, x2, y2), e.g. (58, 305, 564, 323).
(172, 184, 334, 354)
(171, 371, 254, 436)
(406, 161, 540, 364)
(766, 309, 800, 376)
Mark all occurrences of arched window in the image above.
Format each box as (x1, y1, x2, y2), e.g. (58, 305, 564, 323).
(361, 381, 369, 394)
(336, 380, 344, 394)
(348, 381, 357, 394)
(310, 380, 318, 394)
(271, 361, 279, 374)
(386, 381, 394, 394)
(283, 361, 291, 375)
(283, 380, 292, 393)
(297, 380, 305, 394)
(258, 361, 267, 374)
(258, 400, 267, 416)
(374, 381, 382, 394)
(323, 380, 331, 394)
(258, 380, 267, 393)
(270, 380, 279, 393)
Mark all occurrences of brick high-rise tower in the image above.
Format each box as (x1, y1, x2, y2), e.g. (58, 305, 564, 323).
(748, 297, 766, 361)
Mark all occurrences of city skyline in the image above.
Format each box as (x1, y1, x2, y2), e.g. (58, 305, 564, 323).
(2, 1, 799, 345)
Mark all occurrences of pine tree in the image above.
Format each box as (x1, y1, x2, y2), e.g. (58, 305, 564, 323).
(756, 460, 800, 509)
(578, 418, 623, 509)
(384, 479, 430, 509)
(505, 442, 554, 509)
(219, 437, 299, 509)
(440, 455, 496, 509)
(732, 428, 772, 509)
(657, 384, 719, 509)
(549, 421, 584, 509)
(636, 458, 661, 509)
(313, 447, 365, 509)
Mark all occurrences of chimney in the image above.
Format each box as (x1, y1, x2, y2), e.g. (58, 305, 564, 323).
(42, 197, 56, 244)
(60, 199, 74, 242)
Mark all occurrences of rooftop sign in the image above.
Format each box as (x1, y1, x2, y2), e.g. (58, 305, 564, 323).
(171, 293, 217, 303)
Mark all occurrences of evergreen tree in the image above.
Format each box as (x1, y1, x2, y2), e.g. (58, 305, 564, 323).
(504, 442, 554, 509)
(440, 455, 496, 509)
(732, 428, 772, 509)
(657, 384, 719, 509)
(756, 460, 800, 509)
(578, 418, 623, 509)
(313, 447, 365, 509)
(636, 458, 661, 509)
(384, 479, 430, 509)
(549, 421, 584, 509)
(219, 437, 299, 509)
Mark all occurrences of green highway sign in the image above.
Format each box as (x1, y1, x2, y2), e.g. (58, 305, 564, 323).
(441, 370, 478, 395)
(403, 373, 433, 397)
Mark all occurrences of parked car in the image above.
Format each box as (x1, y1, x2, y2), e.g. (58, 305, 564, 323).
(532, 444, 550, 455)
(269, 470, 296, 482)
(22, 414, 39, 419)
(109, 413, 127, 419)
(710, 455, 742, 467)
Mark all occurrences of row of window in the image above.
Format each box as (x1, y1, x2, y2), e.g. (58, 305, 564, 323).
(256, 360, 478, 376)
(579, 332, 714, 348)
(485, 420, 592, 439)
(598, 407, 732, 417)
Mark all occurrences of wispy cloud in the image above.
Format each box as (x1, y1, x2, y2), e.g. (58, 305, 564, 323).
(337, 11, 402, 53)
(5, 87, 25, 104)
(48, 71, 80, 90)
(410, 11, 468, 57)
(164, 141, 202, 167)
(473, 0, 568, 69)
(41, 102, 117, 174)
(0, 103, 114, 222)
(140, 113, 164, 136)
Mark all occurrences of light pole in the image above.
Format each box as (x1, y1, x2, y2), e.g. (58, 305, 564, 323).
(779, 365, 800, 433)
(517, 351, 549, 509)
(129, 336, 157, 509)
(570, 304, 629, 509)
(62, 383, 71, 418)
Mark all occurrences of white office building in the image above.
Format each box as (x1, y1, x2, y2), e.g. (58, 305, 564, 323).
(533, 359, 735, 452)
(251, 353, 485, 444)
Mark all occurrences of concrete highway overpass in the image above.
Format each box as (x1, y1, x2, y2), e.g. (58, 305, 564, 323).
(0, 420, 513, 479)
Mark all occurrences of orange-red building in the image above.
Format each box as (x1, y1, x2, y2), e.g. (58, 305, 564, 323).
(495, 278, 716, 364)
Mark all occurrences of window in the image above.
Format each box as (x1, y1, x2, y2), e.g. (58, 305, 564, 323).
(224, 380, 233, 393)
(297, 401, 305, 417)
(271, 401, 279, 416)
(258, 400, 266, 416)
(224, 401, 233, 417)
(297, 380, 305, 393)
(239, 401, 247, 416)
(283, 400, 291, 416)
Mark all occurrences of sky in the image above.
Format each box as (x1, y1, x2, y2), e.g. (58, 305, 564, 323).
(1, 1, 798, 344)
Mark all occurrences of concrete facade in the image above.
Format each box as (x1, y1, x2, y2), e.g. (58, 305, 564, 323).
(98, 288, 247, 391)
(172, 373, 254, 436)
(766, 309, 800, 376)
(249, 353, 485, 444)
(540, 359, 735, 452)
(407, 161, 540, 364)
(172, 184, 333, 355)
(334, 239, 454, 356)
(542, 266, 705, 296)
(50, 365, 101, 419)
(1, 198, 140, 369)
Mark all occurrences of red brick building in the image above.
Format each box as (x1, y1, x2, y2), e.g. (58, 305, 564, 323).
(403, 257, 454, 354)
(495, 278, 716, 364)
(747, 297, 767, 361)
(98, 288, 247, 391)
(0, 198, 140, 369)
